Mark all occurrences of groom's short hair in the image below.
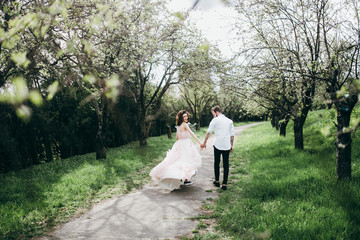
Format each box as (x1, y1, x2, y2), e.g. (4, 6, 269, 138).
(212, 105, 222, 113)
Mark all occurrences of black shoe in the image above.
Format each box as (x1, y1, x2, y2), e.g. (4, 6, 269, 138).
(184, 180, 193, 185)
(221, 185, 227, 190)
(213, 181, 220, 187)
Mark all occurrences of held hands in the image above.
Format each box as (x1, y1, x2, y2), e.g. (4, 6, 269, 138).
(200, 142, 206, 150)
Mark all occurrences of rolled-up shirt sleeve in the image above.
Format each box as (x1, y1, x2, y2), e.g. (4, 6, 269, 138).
(207, 119, 215, 133)
(230, 122, 234, 136)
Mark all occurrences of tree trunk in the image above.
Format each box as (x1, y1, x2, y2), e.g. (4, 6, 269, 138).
(293, 92, 313, 150)
(279, 115, 290, 137)
(271, 116, 276, 128)
(335, 95, 358, 179)
(44, 134, 53, 162)
(138, 112, 149, 146)
(41, 119, 54, 162)
(96, 130, 106, 159)
(275, 116, 280, 130)
(167, 124, 172, 139)
(139, 122, 147, 146)
(95, 98, 106, 159)
(293, 117, 304, 149)
(327, 102, 333, 109)
(196, 120, 200, 130)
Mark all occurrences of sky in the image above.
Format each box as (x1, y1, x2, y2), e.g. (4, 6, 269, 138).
(167, 0, 239, 58)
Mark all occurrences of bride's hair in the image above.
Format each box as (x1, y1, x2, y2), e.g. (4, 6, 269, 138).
(176, 110, 189, 126)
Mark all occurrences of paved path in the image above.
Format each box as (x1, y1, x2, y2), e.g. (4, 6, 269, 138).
(39, 123, 263, 240)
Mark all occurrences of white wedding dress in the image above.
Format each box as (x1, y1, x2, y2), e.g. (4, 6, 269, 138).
(149, 127, 202, 190)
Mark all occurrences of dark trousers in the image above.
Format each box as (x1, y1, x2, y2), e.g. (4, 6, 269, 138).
(214, 146, 230, 185)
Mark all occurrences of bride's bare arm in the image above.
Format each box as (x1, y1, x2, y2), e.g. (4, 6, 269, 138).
(184, 124, 202, 145)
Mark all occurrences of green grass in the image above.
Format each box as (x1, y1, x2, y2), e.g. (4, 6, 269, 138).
(0, 135, 178, 240)
(207, 110, 360, 240)
(234, 121, 254, 127)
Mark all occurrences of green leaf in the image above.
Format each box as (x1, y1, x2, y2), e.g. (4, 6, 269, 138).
(199, 43, 210, 52)
(13, 76, 29, 104)
(356, 79, 360, 90)
(29, 90, 43, 106)
(0, 90, 10, 102)
(0, 27, 5, 41)
(16, 104, 32, 121)
(82, 40, 95, 56)
(47, 81, 59, 100)
(92, 15, 102, 27)
(56, 49, 64, 58)
(174, 12, 185, 21)
(106, 10, 115, 28)
(40, 24, 50, 37)
(2, 39, 17, 49)
(48, 1, 63, 15)
(66, 40, 76, 53)
(97, 3, 110, 13)
(83, 74, 97, 84)
(11, 52, 31, 68)
(105, 75, 121, 102)
(25, 13, 40, 28)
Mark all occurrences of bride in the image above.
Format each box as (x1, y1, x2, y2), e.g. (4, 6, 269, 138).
(149, 110, 202, 191)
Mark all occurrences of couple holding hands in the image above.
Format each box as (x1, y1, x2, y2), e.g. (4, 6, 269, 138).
(149, 105, 235, 191)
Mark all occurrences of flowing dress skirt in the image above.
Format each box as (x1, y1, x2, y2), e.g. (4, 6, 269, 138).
(149, 139, 202, 191)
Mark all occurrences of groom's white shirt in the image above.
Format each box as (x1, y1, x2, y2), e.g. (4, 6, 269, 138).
(207, 114, 234, 151)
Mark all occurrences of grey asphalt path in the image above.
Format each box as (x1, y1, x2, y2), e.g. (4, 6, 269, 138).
(38, 122, 264, 240)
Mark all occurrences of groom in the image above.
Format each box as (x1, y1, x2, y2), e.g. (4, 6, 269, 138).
(201, 106, 234, 190)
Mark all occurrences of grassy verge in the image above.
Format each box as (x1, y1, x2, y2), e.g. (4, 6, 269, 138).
(193, 110, 360, 239)
(0, 135, 178, 240)
(234, 121, 254, 127)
